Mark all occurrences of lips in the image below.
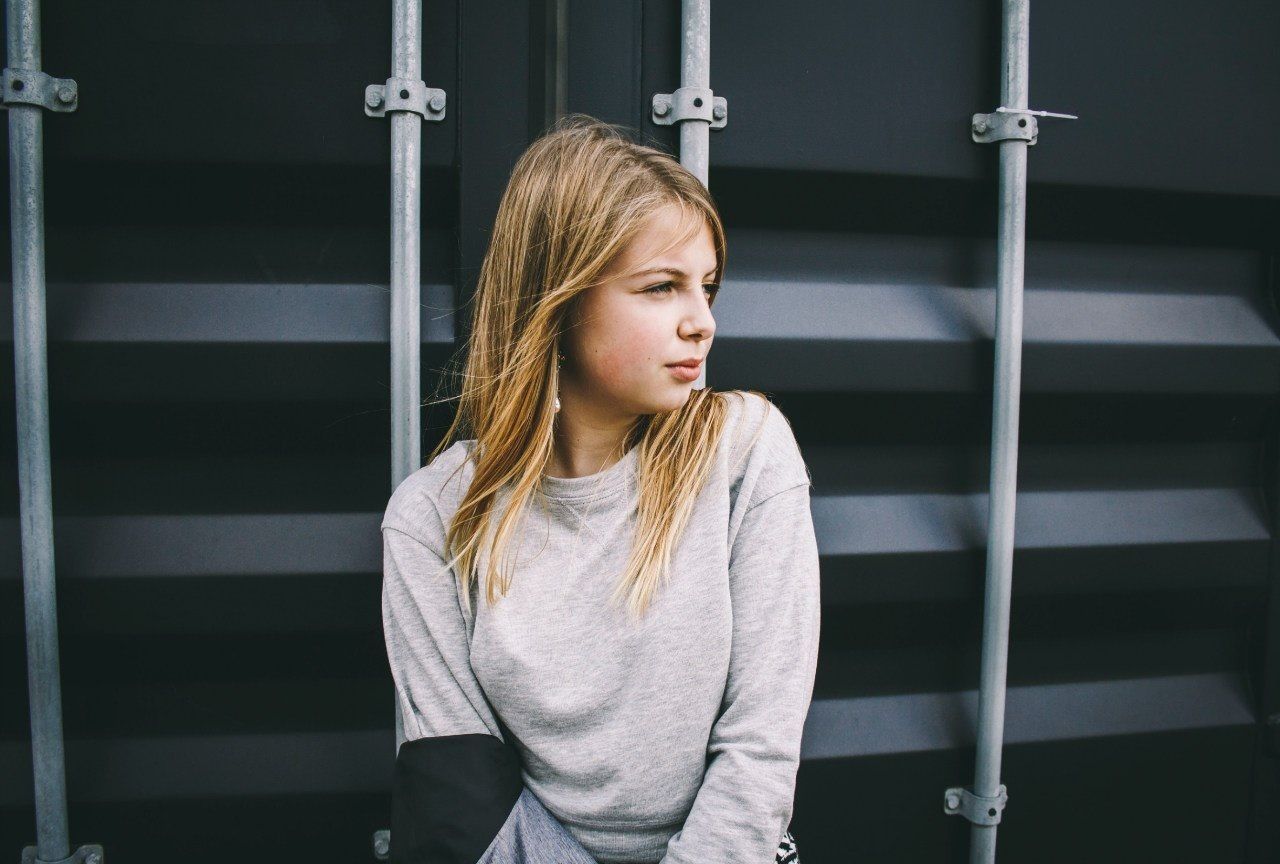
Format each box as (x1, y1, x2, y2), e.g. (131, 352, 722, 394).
(666, 360, 703, 369)
(667, 362, 701, 382)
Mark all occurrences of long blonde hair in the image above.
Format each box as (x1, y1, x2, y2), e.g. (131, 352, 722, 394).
(427, 113, 765, 620)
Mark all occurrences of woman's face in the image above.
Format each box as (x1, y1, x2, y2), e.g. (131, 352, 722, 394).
(561, 202, 719, 420)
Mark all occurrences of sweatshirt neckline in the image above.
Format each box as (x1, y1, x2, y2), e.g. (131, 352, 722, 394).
(539, 443, 639, 503)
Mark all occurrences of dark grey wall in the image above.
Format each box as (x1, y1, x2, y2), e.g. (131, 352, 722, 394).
(2, 1, 1277, 861)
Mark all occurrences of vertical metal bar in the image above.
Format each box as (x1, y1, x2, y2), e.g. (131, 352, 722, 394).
(537, 0, 568, 128)
(678, 0, 711, 391)
(7, 0, 71, 860)
(678, 0, 710, 188)
(969, 1, 1029, 861)
(389, 0, 423, 755)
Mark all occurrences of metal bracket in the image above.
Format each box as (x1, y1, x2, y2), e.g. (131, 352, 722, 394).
(2, 67, 79, 112)
(971, 105, 1076, 145)
(651, 86, 727, 129)
(21, 843, 103, 864)
(364, 76, 446, 121)
(943, 784, 1008, 826)
(372, 828, 390, 860)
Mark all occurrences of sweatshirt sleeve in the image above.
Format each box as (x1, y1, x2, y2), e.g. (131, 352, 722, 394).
(658, 398, 822, 864)
(381, 515, 505, 741)
(381, 489, 599, 864)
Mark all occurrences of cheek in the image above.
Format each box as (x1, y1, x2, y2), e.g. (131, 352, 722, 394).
(585, 314, 666, 384)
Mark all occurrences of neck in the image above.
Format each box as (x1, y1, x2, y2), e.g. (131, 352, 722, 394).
(546, 394, 642, 480)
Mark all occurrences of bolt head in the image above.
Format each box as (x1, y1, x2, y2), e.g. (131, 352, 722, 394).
(56, 86, 76, 103)
(654, 100, 670, 117)
(712, 104, 726, 119)
(973, 120, 988, 134)
(945, 793, 961, 810)
(429, 93, 445, 112)
(374, 838, 389, 855)
(85, 854, 101, 864)
(366, 90, 384, 109)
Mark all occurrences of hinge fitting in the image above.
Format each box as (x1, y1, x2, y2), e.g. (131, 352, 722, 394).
(943, 783, 1008, 826)
(2, 67, 79, 112)
(21, 843, 103, 864)
(971, 105, 1077, 145)
(364, 76, 446, 121)
(651, 86, 727, 129)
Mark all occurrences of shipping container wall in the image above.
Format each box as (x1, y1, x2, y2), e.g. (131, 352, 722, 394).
(3, 1, 1278, 862)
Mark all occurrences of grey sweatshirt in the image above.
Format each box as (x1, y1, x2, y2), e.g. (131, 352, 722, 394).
(380, 391, 821, 864)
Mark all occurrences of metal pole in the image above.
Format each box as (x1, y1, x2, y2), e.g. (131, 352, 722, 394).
(8, 1, 69, 861)
(964, 1, 1029, 861)
(7, 2, 100, 863)
(944, 3, 1075, 851)
(678, 0, 711, 390)
(369, 3, 445, 858)
(678, 0, 710, 188)
(648, 2, 726, 389)
(388, 0, 423, 759)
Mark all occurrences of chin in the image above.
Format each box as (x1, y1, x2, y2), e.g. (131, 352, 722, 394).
(648, 387, 695, 413)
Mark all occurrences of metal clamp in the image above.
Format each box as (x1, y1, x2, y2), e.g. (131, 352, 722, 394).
(21, 843, 103, 864)
(971, 105, 1076, 145)
(2, 68, 79, 112)
(943, 784, 1008, 826)
(651, 86, 727, 129)
(364, 76, 446, 121)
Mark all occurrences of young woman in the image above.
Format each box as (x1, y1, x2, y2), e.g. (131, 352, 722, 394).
(381, 114, 819, 864)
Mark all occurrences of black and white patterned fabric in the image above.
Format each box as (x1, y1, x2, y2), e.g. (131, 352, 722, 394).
(775, 829, 800, 863)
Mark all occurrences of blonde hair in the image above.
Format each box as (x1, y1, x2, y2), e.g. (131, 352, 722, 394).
(427, 113, 768, 620)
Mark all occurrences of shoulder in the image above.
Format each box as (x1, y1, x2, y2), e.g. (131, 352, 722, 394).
(717, 390, 810, 509)
(381, 439, 477, 541)
(718, 389, 802, 475)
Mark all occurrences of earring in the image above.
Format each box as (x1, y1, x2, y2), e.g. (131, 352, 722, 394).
(554, 352, 566, 413)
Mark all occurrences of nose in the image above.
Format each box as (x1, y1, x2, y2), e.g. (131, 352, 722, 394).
(680, 295, 715, 343)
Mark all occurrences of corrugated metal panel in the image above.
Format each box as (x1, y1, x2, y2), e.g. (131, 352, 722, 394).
(2, 0, 1277, 862)
(626, 1, 1279, 861)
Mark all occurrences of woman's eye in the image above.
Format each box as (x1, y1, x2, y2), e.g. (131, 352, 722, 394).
(645, 282, 721, 297)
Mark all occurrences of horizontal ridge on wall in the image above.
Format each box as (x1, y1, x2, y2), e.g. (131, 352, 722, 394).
(0, 670, 1254, 806)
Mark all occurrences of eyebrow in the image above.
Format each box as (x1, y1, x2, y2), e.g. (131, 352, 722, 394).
(629, 266, 719, 279)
